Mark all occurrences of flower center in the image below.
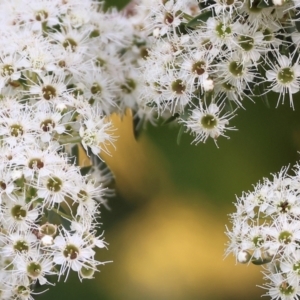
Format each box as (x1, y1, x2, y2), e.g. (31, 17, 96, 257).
(63, 244, 79, 260)
(171, 79, 186, 94)
(35, 10, 48, 21)
(229, 61, 244, 77)
(278, 67, 294, 84)
(91, 83, 102, 95)
(277, 200, 290, 213)
(293, 261, 300, 275)
(46, 176, 62, 192)
(14, 240, 29, 253)
(239, 35, 254, 51)
(29, 158, 44, 169)
(215, 23, 231, 38)
(40, 119, 55, 132)
(42, 85, 57, 100)
(192, 61, 206, 75)
(11, 205, 27, 220)
(63, 38, 77, 52)
(10, 124, 24, 137)
(27, 262, 42, 278)
(164, 12, 174, 25)
(78, 189, 88, 202)
(252, 235, 264, 247)
(279, 231, 292, 244)
(279, 282, 294, 296)
(121, 78, 136, 94)
(201, 114, 217, 129)
(1, 64, 14, 76)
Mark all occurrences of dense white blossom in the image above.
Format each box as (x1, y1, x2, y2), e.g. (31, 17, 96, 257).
(226, 162, 300, 299)
(1, 0, 300, 298)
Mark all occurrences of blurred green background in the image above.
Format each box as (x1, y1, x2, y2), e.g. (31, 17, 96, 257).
(38, 1, 300, 299)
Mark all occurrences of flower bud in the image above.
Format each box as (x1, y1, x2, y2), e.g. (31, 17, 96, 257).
(237, 250, 251, 264)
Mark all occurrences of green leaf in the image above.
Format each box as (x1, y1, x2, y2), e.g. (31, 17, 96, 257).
(47, 209, 62, 226)
(185, 10, 212, 28)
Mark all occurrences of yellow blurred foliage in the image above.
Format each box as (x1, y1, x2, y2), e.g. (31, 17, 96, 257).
(88, 111, 264, 300)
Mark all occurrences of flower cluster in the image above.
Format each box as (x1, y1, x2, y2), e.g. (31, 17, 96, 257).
(0, 0, 146, 298)
(226, 164, 300, 299)
(126, 0, 300, 145)
(3, 0, 300, 298)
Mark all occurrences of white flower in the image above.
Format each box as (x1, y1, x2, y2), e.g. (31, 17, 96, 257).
(37, 164, 81, 208)
(204, 16, 240, 50)
(264, 272, 300, 300)
(22, 145, 66, 182)
(181, 101, 236, 146)
(215, 52, 256, 92)
(28, 74, 68, 108)
(266, 54, 300, 108)
(233, 24, 265, 63)
(18, 33, 56, 74)
(15, 252, 55, 285)
(181, 50, 213, 88)
(264, 216, 300, 257)
(53, 230, 96, 279)
(143, 0, 185, 37)
(1, 230, 38, 258)
(0, 52, 29, 90)
(0, 104, 38, 147)
(214, 78, 246, 107)
(35, 108, 70, 143)
(238, 0, 275, 27)
(240, 225, 268, 260)
(82, 67, 118, 115)
(22, 0, 61, 32)
(281, 250, 300, 285)
(49, 24, 91, 54)
(2, 195, 40, 232)
(79, 108, 116, 156)
(75, 178, 106, 217)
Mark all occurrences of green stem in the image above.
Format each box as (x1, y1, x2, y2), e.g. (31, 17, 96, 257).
(51, 208, 72, 221)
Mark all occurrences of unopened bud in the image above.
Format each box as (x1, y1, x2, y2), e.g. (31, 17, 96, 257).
(41, 235, 54, 246)
(203, 78, 214, 92)
(237, 250, 251, 264)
